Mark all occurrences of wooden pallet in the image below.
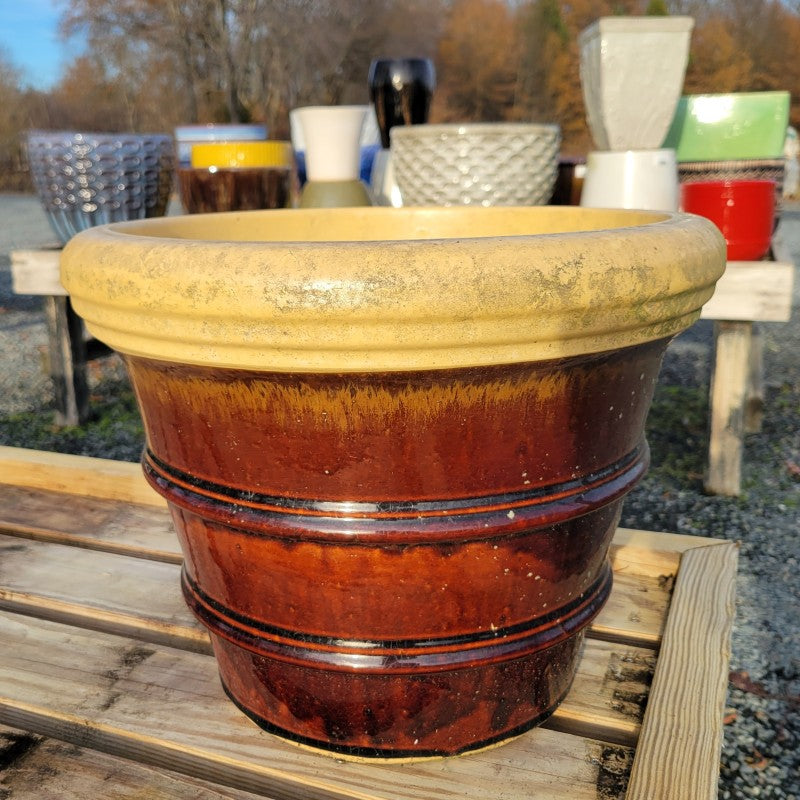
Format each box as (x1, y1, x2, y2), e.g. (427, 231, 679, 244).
(0, 446, 737, 799)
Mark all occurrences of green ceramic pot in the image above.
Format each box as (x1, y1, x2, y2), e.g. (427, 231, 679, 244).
(663, 92, 790, 162)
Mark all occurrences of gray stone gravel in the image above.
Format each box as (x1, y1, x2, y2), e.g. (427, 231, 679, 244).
(0, 193, 798, 798)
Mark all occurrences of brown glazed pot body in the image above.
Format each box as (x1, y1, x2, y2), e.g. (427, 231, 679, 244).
(132, 337, 665, 758)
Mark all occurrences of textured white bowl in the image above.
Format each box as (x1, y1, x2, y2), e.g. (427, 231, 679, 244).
(391, 123, 561, 207)
(579, 16, 693, 151)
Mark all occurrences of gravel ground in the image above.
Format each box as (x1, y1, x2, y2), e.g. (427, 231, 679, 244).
(0, 193, 798, 798)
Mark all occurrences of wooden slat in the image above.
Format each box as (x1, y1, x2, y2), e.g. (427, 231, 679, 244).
(0, 724, 268, 799)
(0, 535, 205, 653)
(544, 641, 653, 746)
(0, 446, 165, 508)
(611, 527, 708, 559)
(0, 443, 738, 554)
(42, 296, 90, 426)
(625, 541, 738, 800)
(705, 321, 752, 496)
(0, 457, 705, 568)
(700, 261, 794, 322)
(0, 614, 632, 800)
(0, 512, 676, 647)
(10, 247, 64, 296)
(0, 533, 652, 747)
(744, 324, 764, 434)
(0, 482, 695, 573)
(591, 571, 672, 648)
(0, 448, 738, 556)
(0, 485, 180, 562)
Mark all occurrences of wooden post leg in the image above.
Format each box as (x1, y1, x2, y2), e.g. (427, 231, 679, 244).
(43, 296, 89, 427)
(744, 323, 764, 434)
(705, 321, 752, 496)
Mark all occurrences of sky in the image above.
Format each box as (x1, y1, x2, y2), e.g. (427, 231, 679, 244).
(0, 0, 84, 90)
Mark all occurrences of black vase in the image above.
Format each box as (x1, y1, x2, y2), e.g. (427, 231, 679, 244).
(368, 58, 436, 149)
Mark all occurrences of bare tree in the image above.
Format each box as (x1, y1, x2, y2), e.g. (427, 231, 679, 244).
(57, 0, 434, 133)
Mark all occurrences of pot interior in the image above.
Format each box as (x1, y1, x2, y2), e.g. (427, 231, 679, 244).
(117, 205, 670, 243)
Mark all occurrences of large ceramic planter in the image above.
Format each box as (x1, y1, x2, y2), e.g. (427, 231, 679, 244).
(61, 206, 724, 759)
(579, 16, 694, 151)
(391, 123, 560, 206)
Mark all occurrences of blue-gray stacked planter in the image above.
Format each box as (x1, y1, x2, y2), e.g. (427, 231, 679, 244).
(27, 131, 174, 244)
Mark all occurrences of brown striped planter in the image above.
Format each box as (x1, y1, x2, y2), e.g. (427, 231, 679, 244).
(61, 206, 725, 758)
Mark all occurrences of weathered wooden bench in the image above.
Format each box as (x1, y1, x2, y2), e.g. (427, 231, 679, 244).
(699, 236, 794, 495)
(10, 246, 111, 426)
(0, 446, 737, 799)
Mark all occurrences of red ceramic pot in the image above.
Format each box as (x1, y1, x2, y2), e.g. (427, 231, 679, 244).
(681, 179, 776, 261)
(60, 206, 725, 759)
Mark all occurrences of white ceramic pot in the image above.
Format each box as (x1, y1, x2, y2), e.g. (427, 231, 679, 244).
(290, 106, 379, 154)
(579, 16, 693, 151)
(290, 106, 367, 182)
(580, 149, 679, 212)
(391, 123, 560, 207)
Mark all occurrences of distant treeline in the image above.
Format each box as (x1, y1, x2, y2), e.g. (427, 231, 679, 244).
(2, 0, 800, 191)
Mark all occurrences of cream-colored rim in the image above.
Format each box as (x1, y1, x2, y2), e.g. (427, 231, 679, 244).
(61, 206, 725, 372)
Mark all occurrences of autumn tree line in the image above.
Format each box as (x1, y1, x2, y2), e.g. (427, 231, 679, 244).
(2, 0, 800, 190)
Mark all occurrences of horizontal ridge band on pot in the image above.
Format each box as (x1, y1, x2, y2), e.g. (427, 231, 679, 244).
(181, 565, 612, 672)
(60, 206, 725, 371)
(143, 443, 647, 542)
